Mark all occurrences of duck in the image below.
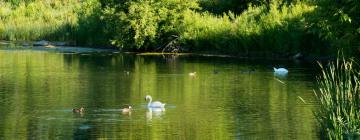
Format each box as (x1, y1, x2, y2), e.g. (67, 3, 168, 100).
(44, 44, 56, 48)
(122, 105, 132, 113)
(189, 72, 196, 76)
(145, 95, 166, 108)
(73, 107, 84, 113)
(273, 67, 288, 75)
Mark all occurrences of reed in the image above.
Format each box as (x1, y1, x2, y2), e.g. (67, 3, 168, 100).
(0, 0, 105, 46)
(0, 1, 78, 41)
(315, 57, 360, 139)
(180, 1, 317, 56)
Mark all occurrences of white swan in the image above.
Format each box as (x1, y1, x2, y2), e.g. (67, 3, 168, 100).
(145, 95, 166, 108)
(273, 67, 288, 75)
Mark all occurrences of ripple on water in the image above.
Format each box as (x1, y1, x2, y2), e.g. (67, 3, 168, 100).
(0, 50, 320, 139)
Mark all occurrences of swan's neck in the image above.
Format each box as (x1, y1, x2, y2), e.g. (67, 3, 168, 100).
(147, 97, 152, 107)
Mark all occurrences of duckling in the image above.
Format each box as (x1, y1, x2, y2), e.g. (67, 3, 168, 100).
(122, 105, 132, 113)
(73, 107, 84, 113)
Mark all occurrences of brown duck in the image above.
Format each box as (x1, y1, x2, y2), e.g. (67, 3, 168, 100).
(73, 107, 84, 113)
(122, 105, 132, 113)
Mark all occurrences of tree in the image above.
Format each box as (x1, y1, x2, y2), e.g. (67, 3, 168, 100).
(102, 0, 198, 50)
(310, 0, 360, 54)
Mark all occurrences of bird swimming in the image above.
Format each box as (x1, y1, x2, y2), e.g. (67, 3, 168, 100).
(145, 95, 166, 108)
(273, 67, 288, 74)
(189, 72, 196, 76)
(122, 105, 132, 113)
(73, 107, 84, 113)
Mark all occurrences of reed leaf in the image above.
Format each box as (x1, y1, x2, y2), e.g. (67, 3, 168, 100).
(315, 57, 360, 139)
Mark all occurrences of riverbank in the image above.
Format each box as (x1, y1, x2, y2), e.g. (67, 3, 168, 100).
(1, 0, 359, 58)
(0, 42, 338, 62)
(0, 41, 119, 54)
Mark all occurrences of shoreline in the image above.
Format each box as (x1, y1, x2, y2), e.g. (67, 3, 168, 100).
(0, 40, 337, 61)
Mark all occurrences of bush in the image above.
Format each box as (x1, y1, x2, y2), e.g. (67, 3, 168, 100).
(0, 1, 78, 41)
(0, 0, 106, 46)
(180, 1, 316, 56)
(308, 0, 360, 56)
(103, 0, 199, 50)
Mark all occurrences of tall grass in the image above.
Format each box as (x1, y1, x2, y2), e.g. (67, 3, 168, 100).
(316, 57, 360, 139)
(180, 1, 318, 56)
(0, 0, 355, 56)
(0, 0, 105, 46)
(0, 1, 79, 41)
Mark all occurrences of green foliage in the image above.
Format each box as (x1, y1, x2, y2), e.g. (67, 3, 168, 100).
(315, 57, 360, 139)
(0, 0, 78, 41)
(0, 0, 107, 46)
(180, 1, 316, 55)
(74, 0, 107, 46)
(0, 0, 359, 57)
(104, 0, 198, 50)
(309, 0, 360, 55)
(3, 0, 35, 6)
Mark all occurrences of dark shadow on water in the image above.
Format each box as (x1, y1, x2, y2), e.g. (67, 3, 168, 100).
(73, 121, 92, 140)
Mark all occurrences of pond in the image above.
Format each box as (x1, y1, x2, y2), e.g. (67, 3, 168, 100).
(0, 48, 320, 139)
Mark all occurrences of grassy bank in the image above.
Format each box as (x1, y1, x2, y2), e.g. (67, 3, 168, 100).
(316, 58, 360, 139)
(180, 1, 320, 56)
(0, 0, 106, 46)
(0, 1, 78, 41)
(0, 0, 359, 57)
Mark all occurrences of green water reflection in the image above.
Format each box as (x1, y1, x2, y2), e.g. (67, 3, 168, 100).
(0, 50, 319, 139)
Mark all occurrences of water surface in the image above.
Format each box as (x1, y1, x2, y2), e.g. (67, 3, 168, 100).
(0, 49, 319, 139)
